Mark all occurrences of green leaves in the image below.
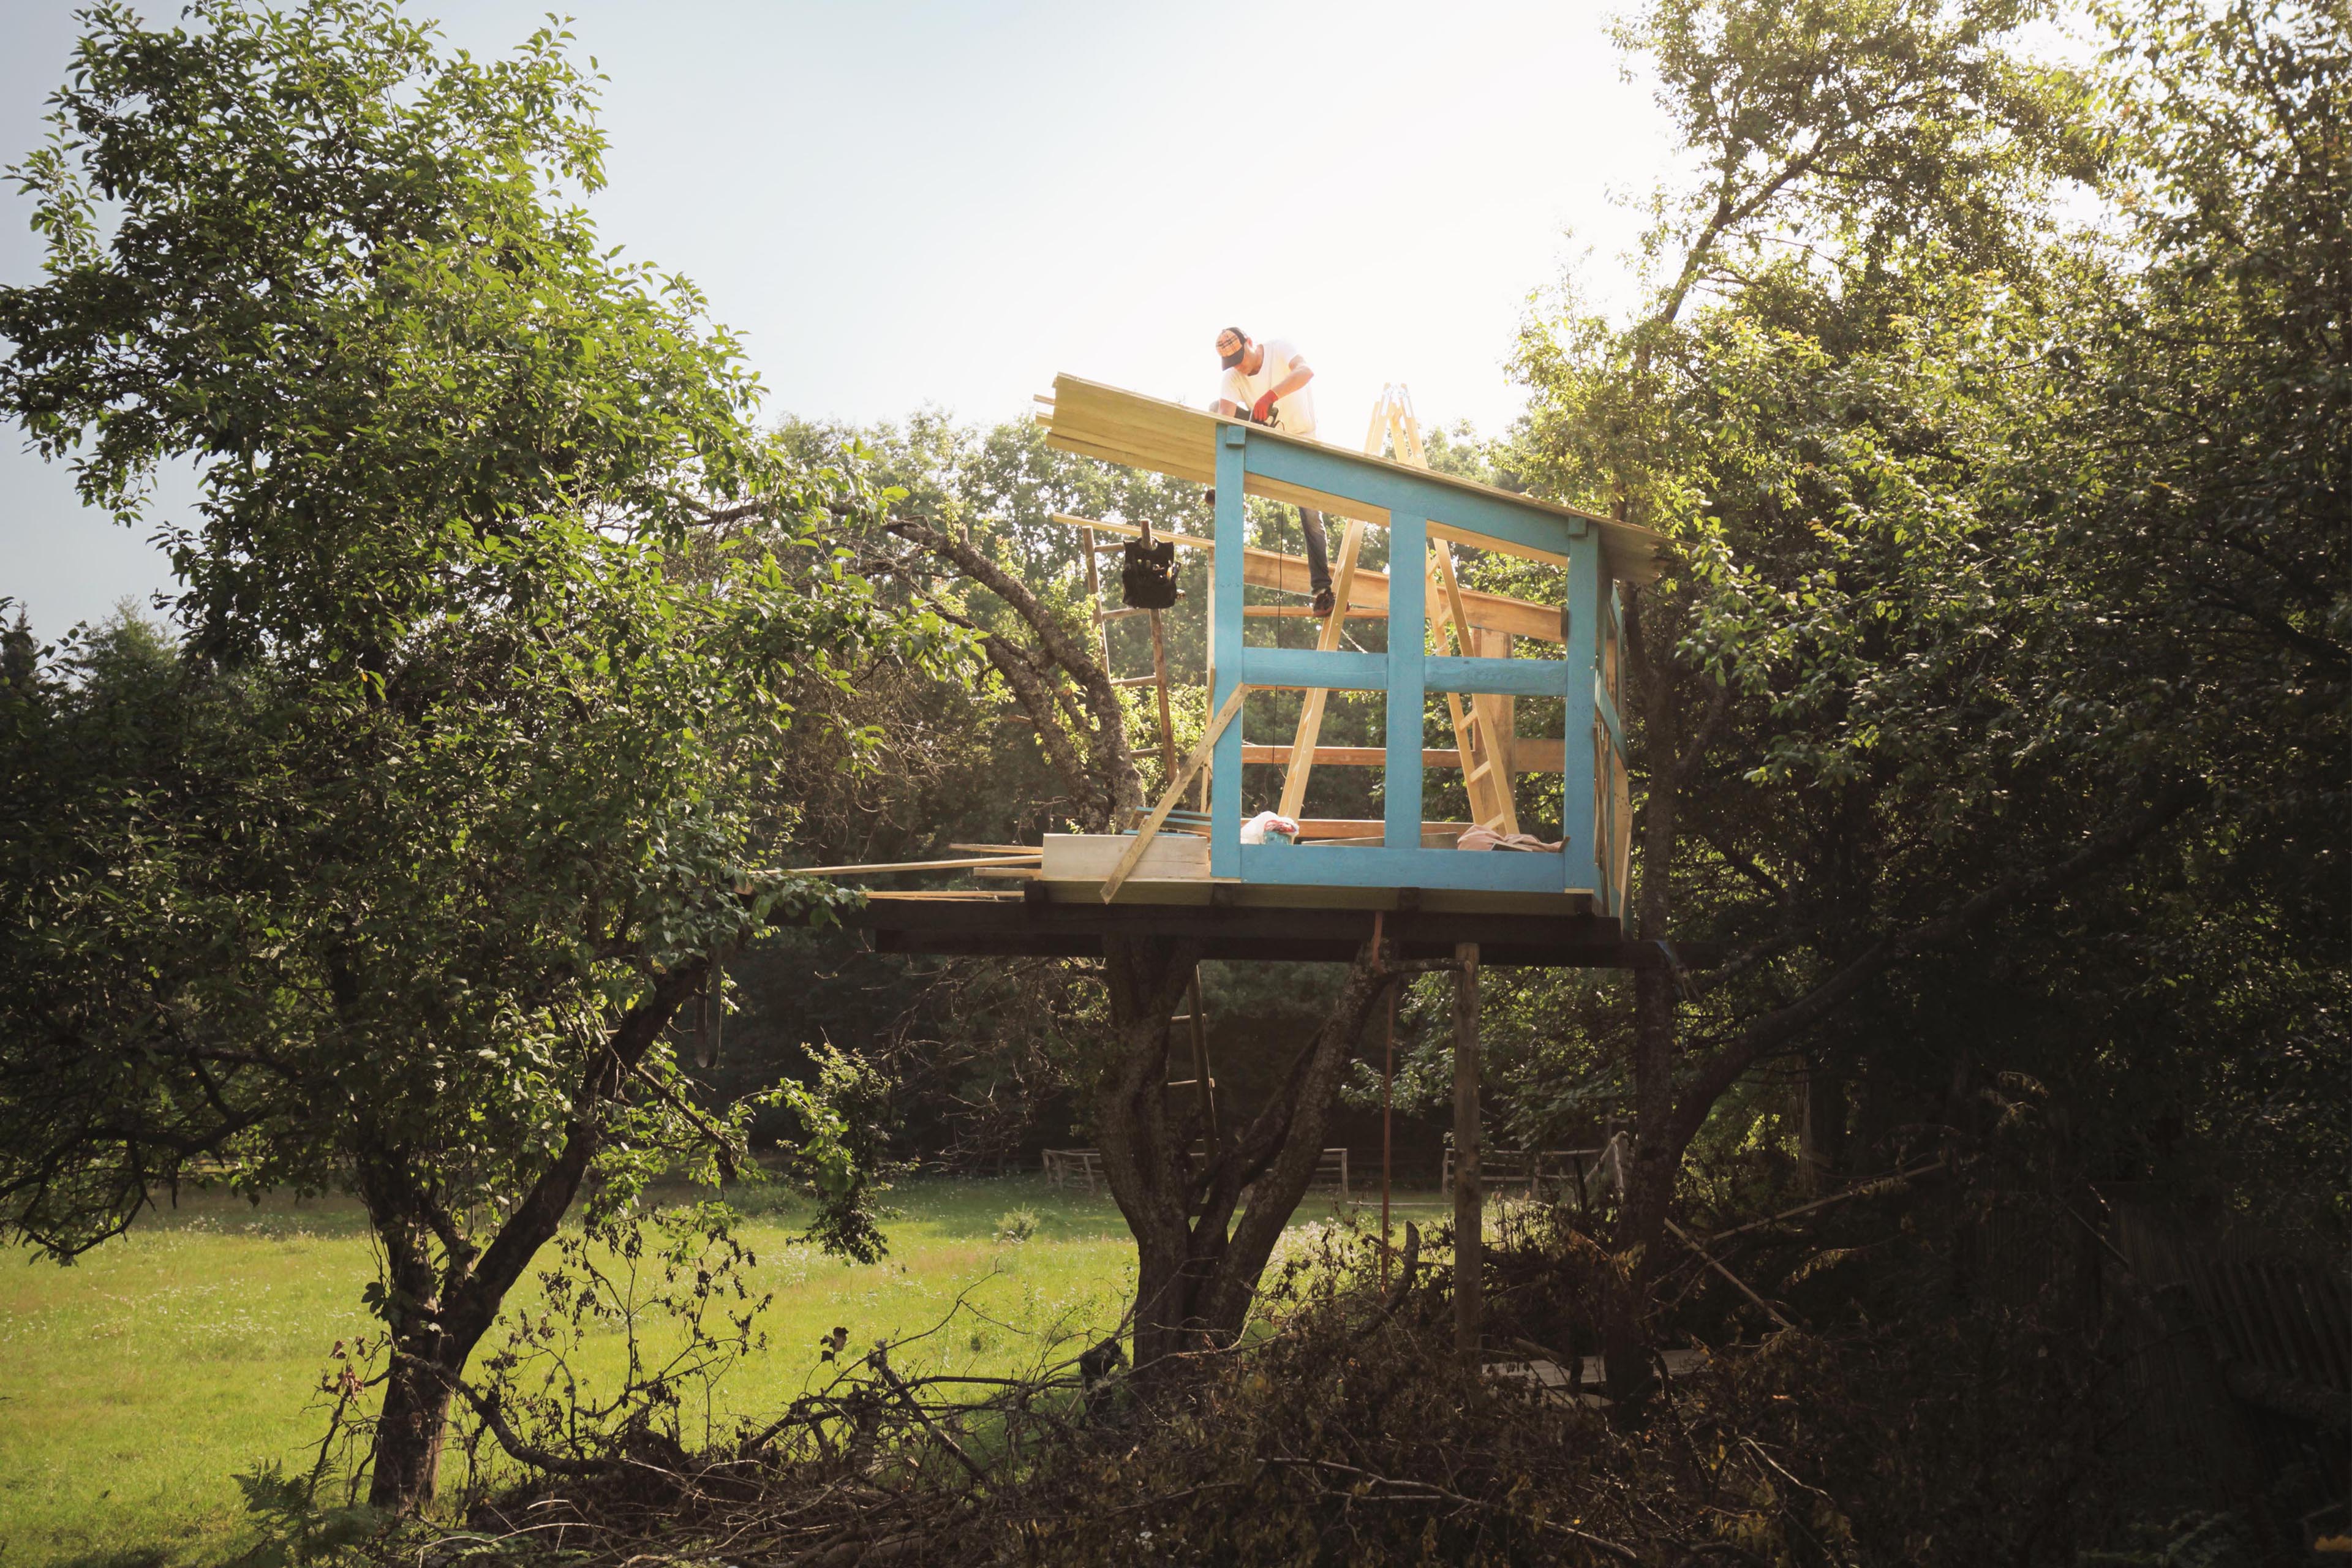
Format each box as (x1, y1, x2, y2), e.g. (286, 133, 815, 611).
(1504, 0, 2345, 1240)
(778, 1043, 897, 1265)
(0, 0, 939, 1378)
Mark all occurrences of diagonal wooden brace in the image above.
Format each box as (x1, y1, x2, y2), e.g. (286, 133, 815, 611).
(1101, 684, 1252, 903)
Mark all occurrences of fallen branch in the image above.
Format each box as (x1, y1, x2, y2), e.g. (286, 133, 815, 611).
(1698, 1157, 1948, 1246)
(869, 1348, 990, 1484)
(1354, 1221, 1423, 1341)
(1664, 1218, 1796, 1332)
(418, 1357, 625, 1479)
(1264, 1455, 1642, 1563)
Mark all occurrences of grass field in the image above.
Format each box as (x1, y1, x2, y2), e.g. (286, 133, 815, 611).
(0, 1175, 1446, 1567)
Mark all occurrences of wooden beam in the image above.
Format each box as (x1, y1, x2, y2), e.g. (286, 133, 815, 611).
(1291, 817, 1474, 840)
(1455, 943, 1483, 1363)
(1047, 513, 1564, 645)
(1243, 605, 1386, 619)
(1241, 742, 1566, 774)
(791, 854, 1040, 876)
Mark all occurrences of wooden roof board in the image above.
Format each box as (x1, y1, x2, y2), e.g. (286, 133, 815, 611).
(1044, 375, 1670, 586)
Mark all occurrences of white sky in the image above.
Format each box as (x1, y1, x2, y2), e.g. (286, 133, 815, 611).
(0, 0, 1678, 639)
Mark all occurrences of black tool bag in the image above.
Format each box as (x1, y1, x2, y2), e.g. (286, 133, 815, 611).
(1120, 529, 1179, 610)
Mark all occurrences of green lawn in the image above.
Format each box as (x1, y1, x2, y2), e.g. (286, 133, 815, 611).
(0, 1176, 1447, 1567)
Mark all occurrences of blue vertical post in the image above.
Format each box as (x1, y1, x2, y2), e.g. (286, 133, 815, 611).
(1559, 535, 1602, 895)
(1210, 426, 1248, 878)
(1384, 512, 1427, 851)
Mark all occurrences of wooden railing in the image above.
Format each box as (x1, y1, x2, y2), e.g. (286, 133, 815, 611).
(1444, 1134, 1626, 1210)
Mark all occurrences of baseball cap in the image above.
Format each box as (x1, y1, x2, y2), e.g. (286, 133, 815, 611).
(1217, 327, 1246, 369)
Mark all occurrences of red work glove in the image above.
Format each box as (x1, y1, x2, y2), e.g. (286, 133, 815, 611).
(1251, 390, 1279, 423)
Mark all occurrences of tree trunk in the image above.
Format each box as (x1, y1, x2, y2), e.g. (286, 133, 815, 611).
(1090, 934, 1411, 1376)
(1801, 1057, 1848, 1194)
(370, 1344, 457, 1511)
(356, 959, 709, 1512)
(1604, 582, 1712, 1406)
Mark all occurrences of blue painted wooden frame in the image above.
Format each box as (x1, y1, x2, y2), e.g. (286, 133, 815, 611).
(1210, 424, 1617, 908)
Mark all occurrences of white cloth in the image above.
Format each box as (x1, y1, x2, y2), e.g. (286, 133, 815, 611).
(1240, 810, 1300, 845)
(1220, 337, 1316, 437)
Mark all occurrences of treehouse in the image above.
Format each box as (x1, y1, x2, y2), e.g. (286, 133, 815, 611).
(846, 376, 1672, 969)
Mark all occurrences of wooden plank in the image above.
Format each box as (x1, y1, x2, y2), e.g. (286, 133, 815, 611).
(794, 854, 1042, 876)
(1106, 682, 1249, 903)
(1046, 513, 1562, 644)
(1044, 833, 1210, 881)
(1240, 843, 1569, 892)
(1238, 648, 1385, 690)
(1471, 628, 1518, 847)
(1427, 656, 1569, 698)
(1243, 742, 1566, 773)
(1291, 818, 1476, 840)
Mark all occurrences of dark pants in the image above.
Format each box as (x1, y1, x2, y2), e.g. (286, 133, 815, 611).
(1299, 507, 1331, 596)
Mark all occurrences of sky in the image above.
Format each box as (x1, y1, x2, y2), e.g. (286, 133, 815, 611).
(0, 0, 1681, 641)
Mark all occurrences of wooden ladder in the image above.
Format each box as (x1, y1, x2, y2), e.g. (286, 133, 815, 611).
(1276, 385, 1519, 834)
(1166, 967, 1220, 1157)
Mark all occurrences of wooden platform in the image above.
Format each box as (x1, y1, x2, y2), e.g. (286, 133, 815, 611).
(837, 886, 1689, 968)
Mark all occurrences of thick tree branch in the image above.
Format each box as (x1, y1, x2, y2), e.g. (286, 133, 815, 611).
(1666, 779, 2205, 1150)
(883, 516, 1143, 827)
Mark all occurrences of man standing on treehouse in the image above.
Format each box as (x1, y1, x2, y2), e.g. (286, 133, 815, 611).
(1214, 326, 1333, 618)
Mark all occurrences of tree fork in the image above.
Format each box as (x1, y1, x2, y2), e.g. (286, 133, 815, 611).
(1091, 935, 1438, 1375)
(362, 958, 710, 1513)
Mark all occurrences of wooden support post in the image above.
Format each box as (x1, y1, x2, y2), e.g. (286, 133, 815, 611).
(1210, 426, 1248, 875)
(1384, 513, 1428, 851)
(1453, 941, 1482, 1363)
(1376, 911, 1393, 1291)
(1147, 608, 1178, 782)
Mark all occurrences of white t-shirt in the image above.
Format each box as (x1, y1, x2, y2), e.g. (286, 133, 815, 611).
(1219, 337, 1316, 437)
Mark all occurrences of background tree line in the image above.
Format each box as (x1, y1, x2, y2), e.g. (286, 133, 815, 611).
(1, 0, 2341, 1544)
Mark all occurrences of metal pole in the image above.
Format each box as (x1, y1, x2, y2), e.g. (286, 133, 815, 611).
(1453, 942, 1482, 1363)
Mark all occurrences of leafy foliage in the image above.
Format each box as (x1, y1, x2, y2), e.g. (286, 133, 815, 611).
(0, 0, 947, 1511)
